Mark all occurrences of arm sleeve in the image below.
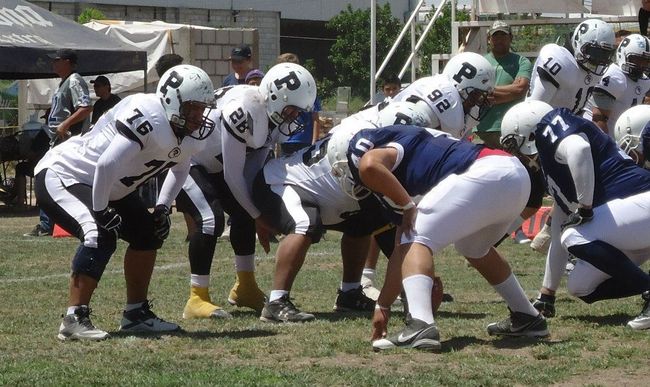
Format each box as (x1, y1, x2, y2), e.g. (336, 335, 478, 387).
(221, 124, 261, 219)
(526, 72, 558, 102)
(92, 134, 140, 211)
(640, 8, 649, 37)
(156, 157, 191, 208)
(555, 134, 595, 207)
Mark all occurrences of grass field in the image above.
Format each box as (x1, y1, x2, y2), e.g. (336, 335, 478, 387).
(0, 210, 648, 386)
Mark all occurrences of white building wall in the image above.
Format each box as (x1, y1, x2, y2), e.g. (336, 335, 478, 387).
(31, 2, 280, 73)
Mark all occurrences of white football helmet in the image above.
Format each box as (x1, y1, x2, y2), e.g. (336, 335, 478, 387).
(326, 127, 368, 199)
(376, 101, 433, 128)
(157, 65, 216, 140)
(500, 100, 553, 156)
(259, 62, 317, 135)
(614, 104, 650, 164)
(571, 19, 615, 76)
(442, 52, 495, 121)
(616, 33, 650, 80)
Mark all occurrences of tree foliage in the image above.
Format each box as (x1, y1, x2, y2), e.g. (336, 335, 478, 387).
(418, 3, 470, 75)
(77, 8, 105, 24)
(326, 4, 410, 99)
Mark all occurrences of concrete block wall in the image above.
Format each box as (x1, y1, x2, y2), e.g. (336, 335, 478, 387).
(32, 2, 280, 82)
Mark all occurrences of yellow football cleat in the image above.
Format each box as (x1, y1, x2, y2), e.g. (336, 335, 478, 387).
(183, 286, 232, 319)
(227, 271, 266, 312)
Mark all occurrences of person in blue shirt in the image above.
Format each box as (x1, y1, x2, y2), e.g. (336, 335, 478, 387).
(327, 125, 549, 351)
(501, 100, 650, 330)
(222, 45, 253, 87)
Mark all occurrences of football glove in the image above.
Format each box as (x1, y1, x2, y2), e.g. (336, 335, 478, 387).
(94, 207, 122, 234)
(152, 204, 171, 240)
(561, 207, 593, 230)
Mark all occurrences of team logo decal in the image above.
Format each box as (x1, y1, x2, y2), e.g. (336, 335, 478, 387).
(584, 74, 592, 85)
(635, 86, 642, 95)
(168, 147, 181, 158)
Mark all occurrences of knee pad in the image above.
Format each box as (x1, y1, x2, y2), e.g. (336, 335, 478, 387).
(72, 245, 114, 281)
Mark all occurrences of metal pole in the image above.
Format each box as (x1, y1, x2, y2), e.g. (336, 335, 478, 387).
(410, 18, 416, 83)
(398, 0, 448, 79)
(370, 0, 376, 103)
(375, 0, 427, 81)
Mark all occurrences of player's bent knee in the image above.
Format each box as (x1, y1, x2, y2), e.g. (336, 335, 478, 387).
(72, 245, 113, 281)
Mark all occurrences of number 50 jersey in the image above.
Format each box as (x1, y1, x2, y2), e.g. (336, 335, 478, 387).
(35, 93, 206, 201)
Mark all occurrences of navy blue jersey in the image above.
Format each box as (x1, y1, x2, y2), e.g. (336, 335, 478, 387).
(535, 108, 650, 214)
(347, 126, 481, 197)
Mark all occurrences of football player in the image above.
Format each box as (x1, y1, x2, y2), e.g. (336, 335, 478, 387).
(587, 33, 650, 136)
(526, 19, 615, 257)
(501, 100, 650, 330)
(528, 19, 615, 113)
(347, 52, 495, 140)
(34, 65, 216, 340)
(327, 125, 548, 351)
(177, 63, 317, 318)
(253, 102, 431, 323)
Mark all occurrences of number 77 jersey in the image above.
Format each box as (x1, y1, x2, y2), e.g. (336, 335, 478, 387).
(534, 107, 650, 215)
(35, 93, 206, 201)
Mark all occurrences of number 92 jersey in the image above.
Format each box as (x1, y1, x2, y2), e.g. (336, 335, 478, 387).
(34, 93, 206, 201)
(391, 74, 466, 138)
(529, 44, 601, 113)
(535, 108, 650, 215)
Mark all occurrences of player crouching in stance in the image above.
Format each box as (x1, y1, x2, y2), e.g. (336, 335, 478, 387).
(34, 65, 216, 340)
(327, 125, 549, 351)
(612, 105, 650, 329)
(501, 101, 650, 330)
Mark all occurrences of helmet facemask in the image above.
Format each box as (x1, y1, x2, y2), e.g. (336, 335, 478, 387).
(170, 100, 216, 140)
(622, 53, 650, 80)
(330, 159, 370, 200)
(275, 105, 309, 136)
(576, 42, 614, 76)
(461, 87, 492, 121)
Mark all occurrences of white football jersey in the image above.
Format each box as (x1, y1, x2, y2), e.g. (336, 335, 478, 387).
(528, 44, 602, 112)
(263, 135, 361, 226)
(391, 74, 466, 138)
(190, 85, 274, 173)
(35, 93, 205, 202)
(584, 63, 650, 128)
(342, 75, 466, 138)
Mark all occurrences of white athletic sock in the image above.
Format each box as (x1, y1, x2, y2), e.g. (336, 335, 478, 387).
(235, 254, 255, 272)
(340, 282, 361, 292)
(269, 290, 289, 302)
(362, 268, 376, 281)
(403, 274, 434, 324)
(67, 305, 83, 315)
(190, 274, 210, 288)
(492, 273, 539, 316)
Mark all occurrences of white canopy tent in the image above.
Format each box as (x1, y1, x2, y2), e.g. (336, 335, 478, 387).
(26, 20, 217, 106)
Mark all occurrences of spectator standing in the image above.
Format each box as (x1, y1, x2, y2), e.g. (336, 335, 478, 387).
(639, 0, 650, 37)
(222, 45, 253, 87)
(25, 49, 91, 237)
(155, 53, 184, 79)
(245, 69, 264, 86)
(381, 73, 401, 99)
(90, 75, 121, 124)
(475, 20, 531, 149)
(276, 53, 321, 156)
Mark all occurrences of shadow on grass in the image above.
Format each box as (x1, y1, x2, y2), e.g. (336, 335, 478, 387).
(436, 311, 486, 319)
(561, 313, 632, 327)
(312, 311, 374, 322)
(110, 327, 277, 340)
(489, 335, 566, 349)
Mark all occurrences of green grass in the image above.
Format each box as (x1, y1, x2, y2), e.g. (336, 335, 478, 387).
(0, 211, 648, 386)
